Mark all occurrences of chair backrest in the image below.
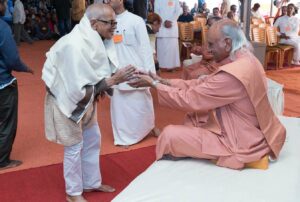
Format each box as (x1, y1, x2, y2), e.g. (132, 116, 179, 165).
(266, 26, 278, 46)
(252, 27, 266, 43)
(179, 22, 194, 41)
(251, 17, 264, 25)
(194, 17, 207, 27)
(190, 20, 201, 31)
(258, 23, 267, 28)
(267, 17, 275, 26)
(249, 24, 259, 41)
(201, 25, 209, 46)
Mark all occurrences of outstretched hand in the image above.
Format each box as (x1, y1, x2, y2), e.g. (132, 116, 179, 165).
(113, 65, 136, 85)
(128, 74, 154, 88)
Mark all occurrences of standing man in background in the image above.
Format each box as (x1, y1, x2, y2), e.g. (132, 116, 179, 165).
(133, 0, 148, 20)
(105, 0, 159, 147)
(13, 0, 33, 45)
(0, 0, 34, 171)
(155, 0, 181, 71)
(53, 0, 72, 36)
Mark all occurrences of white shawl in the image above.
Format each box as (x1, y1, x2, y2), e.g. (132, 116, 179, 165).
(42, 15, 118, 120)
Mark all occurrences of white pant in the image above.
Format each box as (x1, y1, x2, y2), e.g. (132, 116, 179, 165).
(280, 37, 300, 62)
(63, 123, 102, 196)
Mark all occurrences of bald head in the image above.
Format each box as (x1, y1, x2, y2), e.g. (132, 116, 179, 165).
(86, 3, 115, 20)
(209, 19, 237, 38)
(207, 19, 251, 62)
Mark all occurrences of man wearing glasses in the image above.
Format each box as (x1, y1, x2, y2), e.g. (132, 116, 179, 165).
(104, 0, 159, 148)
(42, 4, 135, 202)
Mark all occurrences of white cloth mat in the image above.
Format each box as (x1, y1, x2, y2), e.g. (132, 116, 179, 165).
(113, 116, 300, 202)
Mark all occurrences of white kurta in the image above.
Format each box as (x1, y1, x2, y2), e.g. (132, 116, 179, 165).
(155, 0, 181, 69)
(251, 10, 265, 22)
(274, 15, 300, 63)
(111, 11, 155, 146)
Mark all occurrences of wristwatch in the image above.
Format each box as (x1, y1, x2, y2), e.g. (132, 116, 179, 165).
(151, 80, 160, 88)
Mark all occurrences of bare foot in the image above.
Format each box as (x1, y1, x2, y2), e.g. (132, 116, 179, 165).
(66, 195, 88, 202)
(84, 184, 115, 193)
(150, 127, 161, 137)
(0, 160, 22, 171)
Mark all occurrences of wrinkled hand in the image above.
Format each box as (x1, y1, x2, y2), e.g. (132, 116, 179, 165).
(164, 20, 172, 28)
(112, 65, 136, 85)
(26, 67, 34, 74)
(128, 74, 154, 88)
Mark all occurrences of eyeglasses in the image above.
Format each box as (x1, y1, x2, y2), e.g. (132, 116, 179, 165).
(96, 19, 117, 27)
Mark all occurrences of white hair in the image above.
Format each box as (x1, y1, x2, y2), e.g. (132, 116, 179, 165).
(86, 3, 109, 20)
(221, 24, 253, 60)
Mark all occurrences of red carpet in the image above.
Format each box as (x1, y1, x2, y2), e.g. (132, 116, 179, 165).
(0, 146, 156, 202)
(0, 41, 185, 174)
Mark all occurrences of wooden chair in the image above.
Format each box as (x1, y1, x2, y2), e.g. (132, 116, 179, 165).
(251, 17, 264, 25)
(201, 25, 209, 46)
(179, 22, 194, 60)
(194, 17, 207, 27)
(190, 20, 201, 31)
(266, 17, 275, 26)
(251, 27, 281, 70)
(249, 24, 258, 41)
(266, 26, 294, 68)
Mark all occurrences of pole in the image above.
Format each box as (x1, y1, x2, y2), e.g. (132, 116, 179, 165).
(242, 0, 252, 40)
(270, 0, 274, 16)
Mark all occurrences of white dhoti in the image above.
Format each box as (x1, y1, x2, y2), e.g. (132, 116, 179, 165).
(157, 37, 180, 69)
(280, 37, 300, 62)
(111, 89, 155, 146)
(64, 123, 102, 196)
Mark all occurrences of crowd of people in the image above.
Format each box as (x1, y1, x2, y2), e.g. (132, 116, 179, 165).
(0, 1, 298, 202)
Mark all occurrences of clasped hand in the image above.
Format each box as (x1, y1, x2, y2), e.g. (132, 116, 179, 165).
(128, 71, 161, 88)
(112, 65, 136, 85)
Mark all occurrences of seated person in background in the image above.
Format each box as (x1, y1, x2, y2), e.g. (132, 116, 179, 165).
(227, 11, 234, 20)
(211, 7, 220, 17)
(274, 3, 300, 65)
(35, 15, 52, 40)
(24, 16, 38, 40)
(129, 19, 286, 170)
(146, 12, 162, 74)
(182, 16, 222, 80)
(274, 6, 287, 23)
(178, 5, 193, 23)
(182, 44, 220, 80)
(251, 3, 265, 22)
(198, 3, 210, 18)
(191, 3, 198, 16)
(230, 4, 239, 22)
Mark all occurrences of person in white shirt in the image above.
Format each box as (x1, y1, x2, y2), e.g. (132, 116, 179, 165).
(251, 3, 265, 22)
(155, 0, 181, 71)
(13, 0, 33, 45)
(274, 3, 300, 65)
(104, 0, 159, 147)
(42, 4, 135, 202)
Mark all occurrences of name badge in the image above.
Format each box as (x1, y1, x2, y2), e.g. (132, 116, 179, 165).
(168, 0, 174, 7)
(285, 25, 291, 32)
(113, 34, 123, 43)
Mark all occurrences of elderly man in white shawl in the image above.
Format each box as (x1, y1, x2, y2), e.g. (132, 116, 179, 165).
(42, 4, 135, 202)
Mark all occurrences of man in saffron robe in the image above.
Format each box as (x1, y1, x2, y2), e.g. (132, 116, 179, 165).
(129, 19, 286, 170)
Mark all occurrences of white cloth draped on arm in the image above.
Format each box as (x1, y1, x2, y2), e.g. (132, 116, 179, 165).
(42, 15, 118, 120)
